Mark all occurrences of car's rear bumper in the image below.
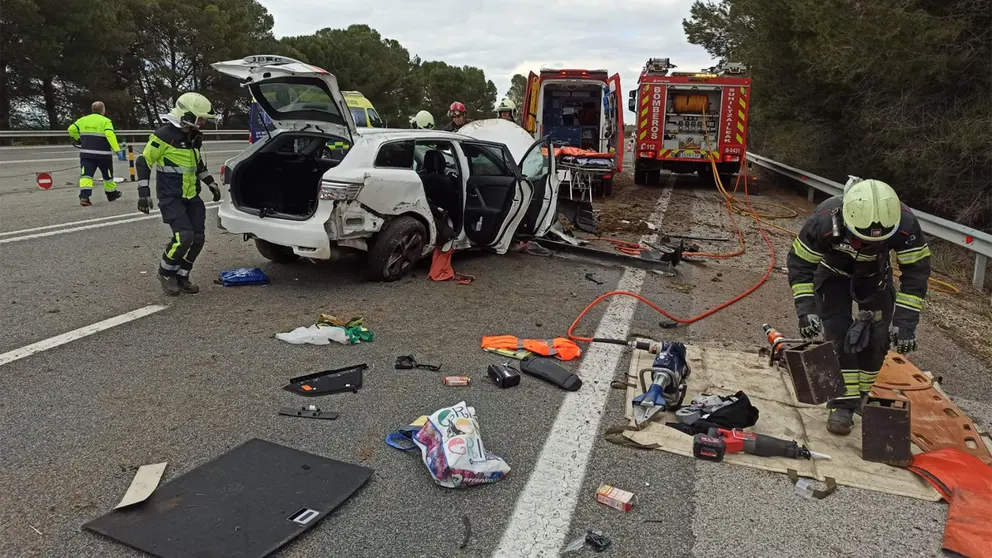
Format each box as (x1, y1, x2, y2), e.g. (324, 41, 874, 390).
(218, 200, 334, 260)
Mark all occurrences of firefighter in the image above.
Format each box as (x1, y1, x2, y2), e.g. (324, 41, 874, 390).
(135, 92, 221, 296)
(787, 178, 931, 435)
(444, 101, 470, 131)
(496, 99, 515, 121)
(67, 101, 122, 206)
(411, 110, 435, 129)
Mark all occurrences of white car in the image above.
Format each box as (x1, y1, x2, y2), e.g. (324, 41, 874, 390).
(211, 55, 561, 281)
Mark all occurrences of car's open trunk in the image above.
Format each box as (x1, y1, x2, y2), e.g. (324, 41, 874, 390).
(541, 82, 604, 151)
(231, 132, 348, 220)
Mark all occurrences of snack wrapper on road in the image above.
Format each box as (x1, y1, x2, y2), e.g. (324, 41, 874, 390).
(412, 401, 510, 488)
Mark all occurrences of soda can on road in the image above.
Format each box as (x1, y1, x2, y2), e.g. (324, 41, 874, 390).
(442, 376, 471, 387)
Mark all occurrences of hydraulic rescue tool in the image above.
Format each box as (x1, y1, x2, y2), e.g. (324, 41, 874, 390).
(632, 341, 691, 427)
(693, 427, 831, 462)
(761, 323, 843, 405)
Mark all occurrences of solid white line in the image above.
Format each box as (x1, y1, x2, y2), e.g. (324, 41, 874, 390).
(0, 305, 168, 368)
(0, 202, 220, 244)
(493, 178, 675, 557)
(0, 150, 244, 165)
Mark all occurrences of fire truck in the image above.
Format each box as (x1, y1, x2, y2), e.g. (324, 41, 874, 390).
(520, 68, 624, 195)
(628, 58, 751, 186)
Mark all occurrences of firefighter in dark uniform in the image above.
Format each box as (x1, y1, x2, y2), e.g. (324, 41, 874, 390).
(443, 101, 471, 131)
(135, 92, 221, 296)
(787, 178, 931, 435)
(67, 101, 122, 206)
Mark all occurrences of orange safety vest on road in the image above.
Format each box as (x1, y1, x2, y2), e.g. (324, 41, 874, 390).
(481, 335, 582, 361)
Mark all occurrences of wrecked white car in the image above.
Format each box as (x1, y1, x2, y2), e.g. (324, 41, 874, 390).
(211, 55, 560, 281)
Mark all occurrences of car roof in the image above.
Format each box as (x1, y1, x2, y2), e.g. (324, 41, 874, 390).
(355, 128, 495, 144)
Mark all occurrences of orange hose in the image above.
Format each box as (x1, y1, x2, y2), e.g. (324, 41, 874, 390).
(568, 157, 778, 343)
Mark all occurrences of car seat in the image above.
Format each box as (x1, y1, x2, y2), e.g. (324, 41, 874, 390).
(421, 150, 457, 213)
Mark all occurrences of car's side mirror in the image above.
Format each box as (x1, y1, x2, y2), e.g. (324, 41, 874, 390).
(628, 90, 636, 99)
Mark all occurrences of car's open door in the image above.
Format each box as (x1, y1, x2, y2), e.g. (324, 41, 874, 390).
(460, 141, 533, 254)
(520, 72, 541, 135)
(608, 73, 624, 173)
(513, 135, 560, 238)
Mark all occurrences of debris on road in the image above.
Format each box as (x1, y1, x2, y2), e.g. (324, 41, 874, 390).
(429, 247, 475, 284)
(484, 347, 533, 360)
(278, 404, 339, 421)
(276, 314, 373, 346)
(215, 267, 269, 287)
(442, 376, 471, 387)
(584, 272, 605, 285)
(481, 335, 582, 361)
(486, 363, 521, 388)
(411, 401, 510, 488)
(395, 355, 442, 371)
(520, 355, 582, 391)
(114, 462, 167, 509)
(595, 484, 636, 512)
(283, 364, 366, 396)
(564, 530, 612, 553)
(459, 515, 471, 550)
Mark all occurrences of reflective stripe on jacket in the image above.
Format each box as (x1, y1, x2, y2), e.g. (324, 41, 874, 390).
(481, 335, 582, 361)
(67, 113, 120, 158)
(134, 124, 211, 200)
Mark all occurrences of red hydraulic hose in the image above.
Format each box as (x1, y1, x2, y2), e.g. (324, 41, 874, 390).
(567, 156, 778, 344)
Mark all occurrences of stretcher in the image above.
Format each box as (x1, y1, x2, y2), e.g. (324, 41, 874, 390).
(544, 146, 617, 201)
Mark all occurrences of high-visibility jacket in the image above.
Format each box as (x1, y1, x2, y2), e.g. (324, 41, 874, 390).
(67, 113, 120, 159)
(481, 335, 582, 361)
(135, 124, 214, 201)
(787, 195, 931, 331)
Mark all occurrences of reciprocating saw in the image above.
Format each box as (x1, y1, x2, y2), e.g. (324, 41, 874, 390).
(692, 427, 831, 462)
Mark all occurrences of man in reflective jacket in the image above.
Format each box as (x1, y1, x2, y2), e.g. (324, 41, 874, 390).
(67, 101, 121, 206)
(787, 178, 931, 435)
(135, 92, 220, 296)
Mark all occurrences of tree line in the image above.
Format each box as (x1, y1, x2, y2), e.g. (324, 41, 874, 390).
(0, 0, 502, 131)
(683, 0, 991, 229)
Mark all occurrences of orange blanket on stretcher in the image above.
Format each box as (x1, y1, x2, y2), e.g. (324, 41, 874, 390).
(540, 146, 616, 159)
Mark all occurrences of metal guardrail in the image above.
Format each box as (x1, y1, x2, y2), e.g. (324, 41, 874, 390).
(748, 152, 990, 289)
(0, 129, 248, 139)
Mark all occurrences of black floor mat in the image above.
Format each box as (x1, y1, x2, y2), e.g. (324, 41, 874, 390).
(83, 438, 374, 558)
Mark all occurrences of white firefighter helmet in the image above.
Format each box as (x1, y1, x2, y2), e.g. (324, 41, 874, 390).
(496, 98, 516, 115)
(842, 179, 902, 241)
(413, 110, 434, 129)
(170, 92, 216, 128)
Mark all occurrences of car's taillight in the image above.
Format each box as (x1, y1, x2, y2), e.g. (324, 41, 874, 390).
(220, 164, 228, 184)
(319, 180, 362, 201)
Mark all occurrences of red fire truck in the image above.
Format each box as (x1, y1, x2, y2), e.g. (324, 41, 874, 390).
(628, 58, 751, 186)
(520, 68, 624, 195)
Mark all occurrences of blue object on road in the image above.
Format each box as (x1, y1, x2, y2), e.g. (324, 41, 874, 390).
(217, 267, 269, 287)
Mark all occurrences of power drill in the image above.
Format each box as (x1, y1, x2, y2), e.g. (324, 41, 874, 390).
(692, 427, 831, 462)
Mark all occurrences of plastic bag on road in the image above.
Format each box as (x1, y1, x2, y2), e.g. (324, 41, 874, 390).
(412, 401, 510, 488)
(276, 324, 350, 345)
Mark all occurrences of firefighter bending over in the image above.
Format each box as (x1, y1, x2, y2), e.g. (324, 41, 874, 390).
(444, 102, 470, 131)
(135, 92, 221, 296)
(787, 178, 931, 435)
(67, 101, 121, 206)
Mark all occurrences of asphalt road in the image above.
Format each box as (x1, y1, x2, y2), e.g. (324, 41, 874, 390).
(1, 143, 988, 557)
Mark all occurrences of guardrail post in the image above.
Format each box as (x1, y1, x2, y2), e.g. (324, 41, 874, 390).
(807, 187, 815, 202)
(974, 255, 988, 290)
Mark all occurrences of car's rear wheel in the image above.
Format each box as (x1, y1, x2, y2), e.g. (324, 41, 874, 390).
(366, 216, 427, 281)
(255, 238, 299, 263)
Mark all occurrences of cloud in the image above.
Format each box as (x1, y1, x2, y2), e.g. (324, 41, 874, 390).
(255, 0, 717, 121)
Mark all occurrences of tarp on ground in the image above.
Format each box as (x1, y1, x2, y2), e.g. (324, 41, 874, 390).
(616, 343, 942, 502)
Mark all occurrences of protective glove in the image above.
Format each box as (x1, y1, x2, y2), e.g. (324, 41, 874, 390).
(890, 326, 918, 354)
(137, 185, 153, 214)
(205, 177, 221, 202)
(798, 314, 822, 340)
(71, 139, 81, 148)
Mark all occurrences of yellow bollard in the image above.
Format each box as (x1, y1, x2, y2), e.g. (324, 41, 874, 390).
(128, 145, 136, 181)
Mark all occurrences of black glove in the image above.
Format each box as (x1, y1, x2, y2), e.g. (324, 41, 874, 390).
(137, 185, 153, 214)
(890, 326, 918, 354)
(798, 314, 822, 340)
(204, 177, 221, 202)
(843, 311, 874, 354)
(72, 139, 81, 148)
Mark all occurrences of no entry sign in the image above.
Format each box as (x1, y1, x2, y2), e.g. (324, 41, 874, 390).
(36, 172, 54, 190)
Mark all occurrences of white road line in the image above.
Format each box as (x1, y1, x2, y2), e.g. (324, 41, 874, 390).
(0, 140, 247, 153)
(0, 150, 244, 166)
(0, 202, 220, 244)
(493, 178, 675, 557)
(0, 305, 168, 368)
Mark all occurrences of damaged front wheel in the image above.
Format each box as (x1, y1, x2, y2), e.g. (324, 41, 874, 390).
(366, 216, 426, 281)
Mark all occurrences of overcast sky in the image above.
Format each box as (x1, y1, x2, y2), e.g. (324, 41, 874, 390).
(255, 0, 717, 122)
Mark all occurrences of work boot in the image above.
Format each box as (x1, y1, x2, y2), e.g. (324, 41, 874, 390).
(827, 407, 855, 436)
(106, 190, 122, 202)
(79, 196, 92, 207)
(158, 273, 181, 296)
(176, 276, 200, 294)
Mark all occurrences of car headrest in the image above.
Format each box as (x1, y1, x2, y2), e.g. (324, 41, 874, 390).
(424, 150, 445, 174)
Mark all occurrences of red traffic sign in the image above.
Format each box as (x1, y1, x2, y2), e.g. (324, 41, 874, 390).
(36, 172, 54, 190)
